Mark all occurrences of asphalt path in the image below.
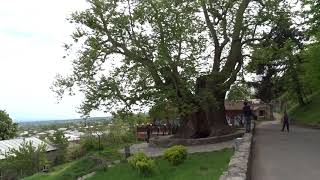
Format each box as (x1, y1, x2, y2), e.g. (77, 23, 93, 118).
(251, 120, 320, 180)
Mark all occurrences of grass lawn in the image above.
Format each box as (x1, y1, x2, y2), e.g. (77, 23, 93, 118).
(24, 144, 126, 180)
(289, 92, 320, 126)
(89, 148, 233, 180)
(24, 156, 98, 180)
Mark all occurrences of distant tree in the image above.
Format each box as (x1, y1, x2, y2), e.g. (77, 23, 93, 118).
(49, 130, 69, 164)
(302, 0, 320, 90)
(149, 102, 178, 123)
(0, 141, 47, 178)
(0, 110, 18, 140)
(302, 41, 320, 90)
(112, 112, 149, 126)
(246, 11, 308, 105)
(227, 83, 252, 101)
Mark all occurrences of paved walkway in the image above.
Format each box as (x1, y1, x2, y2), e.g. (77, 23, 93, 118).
(120, 140, 234, 157)
(251, 120, 320, 180)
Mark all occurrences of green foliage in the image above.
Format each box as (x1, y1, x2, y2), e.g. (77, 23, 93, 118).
(104, 118, 137, 145)
(227, 83, 253, 101)
(25, 143, 127, 180)
(112, 112, 149, 126)
(289, 92, 320, 125)
(304, 0, 320, 34)
(129, 152, 155, 176)
(80, 126, 137, 154)
(302, 40, 320, 90)
(0, 110, 18, 140)
(163, 145, 187, 166)
(149, 102, 178, 122)
(80, 136, 100, 151)
(84, 149, 234, 180)
(135, 159, 155, 177)
(68, 145, 86, 160)
(246, 12, 309, 104)
(49, 131, 69, 165)
(52, 0, 291, 126)
(0, 141, 48, 179)
(26, 148, 234, 180)
(25, 156, 98, 180)
(128, 152, 147, 169)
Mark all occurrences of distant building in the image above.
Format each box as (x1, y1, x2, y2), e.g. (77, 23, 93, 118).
(19, 131, 29, 137)
(57, 128, 67, 131)
(36, 132, 47, 139)
(45, 130, 56, 135)
(225, 99, 273, 123)
(64, 130, 85, 147)
(0, 137, 57, 161)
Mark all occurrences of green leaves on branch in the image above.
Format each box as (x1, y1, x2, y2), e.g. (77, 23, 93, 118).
(0, 110, 17, 140)
(0, 141, 48, 178)
(53, 0, 302, 119)
(129, 152, 155, 176)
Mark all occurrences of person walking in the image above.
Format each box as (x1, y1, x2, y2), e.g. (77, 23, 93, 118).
(281, 111, 290, 132)
(243, 101, 252, 133)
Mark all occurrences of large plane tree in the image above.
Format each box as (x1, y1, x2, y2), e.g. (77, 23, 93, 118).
(54, 0, 293, 138)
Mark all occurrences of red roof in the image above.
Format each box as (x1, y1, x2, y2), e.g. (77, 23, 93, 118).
(225, 99, 265, 111)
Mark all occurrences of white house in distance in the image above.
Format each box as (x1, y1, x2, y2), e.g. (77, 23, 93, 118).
(0, 137, 57, 161)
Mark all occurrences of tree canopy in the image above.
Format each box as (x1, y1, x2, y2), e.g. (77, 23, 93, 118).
(49, 130, 69, 165)
(0, 110, 18, 140)
(0, 141, 47, 178)
(226, 82, 252, 101)
(54, 0, 302, 137)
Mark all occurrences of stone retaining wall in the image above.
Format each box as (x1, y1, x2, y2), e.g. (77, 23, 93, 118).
(219, 123, 255, 180)
(149, 130, 244, 148)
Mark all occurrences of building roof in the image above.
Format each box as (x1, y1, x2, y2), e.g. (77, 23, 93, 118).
(225, 99, 267, 111)
(0, 137, 57, 159)
(64, 134, 80, 142)
(225, 101, 244, 111)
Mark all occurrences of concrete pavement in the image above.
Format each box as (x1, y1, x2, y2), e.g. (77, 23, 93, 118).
(251, 120, 320, 180)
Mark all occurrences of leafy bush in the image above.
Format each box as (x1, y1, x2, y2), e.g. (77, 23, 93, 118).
(104, 125, 136, 145)
(68, 145, 86, 160)
(80, 136, 100, 151)
(135, 159, 155, 176)
(164, 145, 187, 166)
(129, 152, 155, 176)
(0, 141, 48, 179)
(49, 130, 69, 165)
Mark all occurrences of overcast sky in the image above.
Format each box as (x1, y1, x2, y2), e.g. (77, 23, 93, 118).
(0, 0, 106, 121)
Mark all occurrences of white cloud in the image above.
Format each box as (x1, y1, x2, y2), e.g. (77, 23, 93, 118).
(0, 0, 107, 121)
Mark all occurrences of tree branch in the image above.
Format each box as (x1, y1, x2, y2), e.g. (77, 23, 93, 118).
(201, 1, 219, 47)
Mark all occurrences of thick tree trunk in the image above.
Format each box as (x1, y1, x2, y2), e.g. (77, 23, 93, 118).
(175, 76, 232, 138)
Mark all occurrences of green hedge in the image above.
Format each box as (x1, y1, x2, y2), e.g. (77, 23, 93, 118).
(164, 145, 187, 166)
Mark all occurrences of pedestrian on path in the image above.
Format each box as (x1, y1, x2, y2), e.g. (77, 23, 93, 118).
(243, 101, 252, 133)
(281, 111, 290, 132)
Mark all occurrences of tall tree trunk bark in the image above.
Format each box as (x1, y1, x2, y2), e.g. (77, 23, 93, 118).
(175, 76, 232, 138)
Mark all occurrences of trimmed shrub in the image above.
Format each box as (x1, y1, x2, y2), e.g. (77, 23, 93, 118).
(163, 145, 187, 166)
(129, 152, 155, 176)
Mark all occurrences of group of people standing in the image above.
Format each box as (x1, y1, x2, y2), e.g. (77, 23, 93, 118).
(145, 101, 289, 143)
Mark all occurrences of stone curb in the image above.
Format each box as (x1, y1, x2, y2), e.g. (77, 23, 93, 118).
(292, 123, 320, 129)
(219, 122, 255, 180)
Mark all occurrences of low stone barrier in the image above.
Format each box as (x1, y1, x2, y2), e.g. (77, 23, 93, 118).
(149, 130, 245, 148)
(219, 123, 255, 180)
